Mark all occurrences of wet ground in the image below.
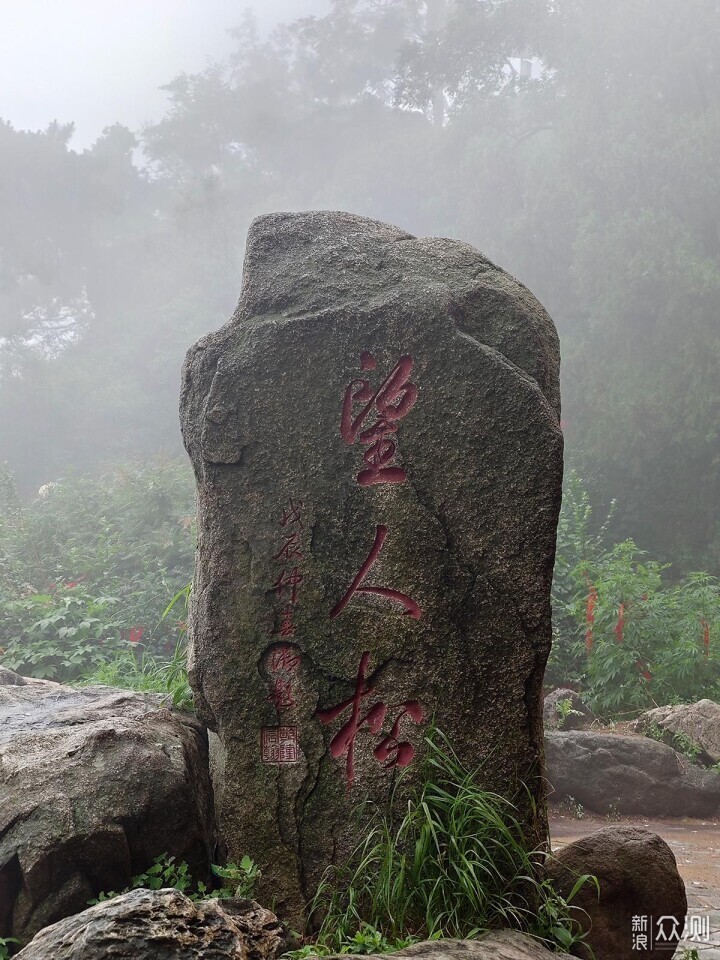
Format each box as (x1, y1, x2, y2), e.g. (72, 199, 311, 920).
(550, 811, 720, 957)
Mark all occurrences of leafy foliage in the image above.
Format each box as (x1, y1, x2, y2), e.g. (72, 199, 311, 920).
(0, 461, 195, 682)
(89, 853, 260, 905)
(208, 857, 262, 900)
(548, 470, 615, 689)
(550, 473, 720, 716)
(555, 698, 583, 731)
(0, 939, 19, 960)
(0, 588, 125, 681)
(644, 722, 704, 766)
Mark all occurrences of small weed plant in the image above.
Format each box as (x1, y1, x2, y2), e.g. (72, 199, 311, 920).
(644, 723, 704, 765)
(556, 698, 583, 730)
(208, 857, 261, 899)
(0, 938, 19, 960)
(289, 732, 595, 956)
(89, 853, 260, 904)
(557, 796, 585, 820)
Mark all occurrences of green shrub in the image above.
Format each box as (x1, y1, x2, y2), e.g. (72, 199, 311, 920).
(549, 473, 720, 716)
(549, 470, 616, 689)
(89, 853, 260, 905)
(0, 588, 126, 680)
(0, 460, 195, 682)
(567, 548, 720, 716)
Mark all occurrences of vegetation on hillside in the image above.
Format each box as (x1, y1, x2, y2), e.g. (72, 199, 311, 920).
(0, 461, 717, 720)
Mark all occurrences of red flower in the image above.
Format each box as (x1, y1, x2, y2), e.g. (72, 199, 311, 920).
(635, 659, 652, 682)
(129, 627, 145, 644)
(702, 617, 710, 657)
(585, 586, 597, 654)
(615, 602, 625, 643)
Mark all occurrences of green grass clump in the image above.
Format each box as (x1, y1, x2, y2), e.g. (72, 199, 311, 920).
(81, 641, 193, 710)
(294, 731, 594, 956)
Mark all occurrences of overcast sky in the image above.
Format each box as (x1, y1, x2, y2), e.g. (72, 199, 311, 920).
(0, 1, 330, 148)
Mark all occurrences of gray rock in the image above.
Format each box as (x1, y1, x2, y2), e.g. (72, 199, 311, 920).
(545, 729, 720, 816)
(543, 688, 596, 731)
(634, 699, 720, 764)
(180, 211, 564, 923)
(15, 888, 285, 960)
(320, 932, 559, 960)
(546, 826, 687, 960)
(0, 667, 25, 686)
(0, 680, 215, 944)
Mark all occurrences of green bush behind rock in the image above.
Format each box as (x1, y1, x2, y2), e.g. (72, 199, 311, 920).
(0, 460, 195, 683)
(549, 471, 720, 716)
(2, 461, 719, 718)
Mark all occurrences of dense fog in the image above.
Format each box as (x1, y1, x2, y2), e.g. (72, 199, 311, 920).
(1, 0, 718, 570)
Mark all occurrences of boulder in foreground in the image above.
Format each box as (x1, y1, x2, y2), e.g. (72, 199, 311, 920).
(180, 209, 564, 921)
(0, 671, 215, 943)
(546, 825, 687, 960)
(317, 932, 559, 960)
(15, 888, 285, 960)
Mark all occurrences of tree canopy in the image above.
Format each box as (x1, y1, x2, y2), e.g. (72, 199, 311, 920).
(1, 0, 718, 570)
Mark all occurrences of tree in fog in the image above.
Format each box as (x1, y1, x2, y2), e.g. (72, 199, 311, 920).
(1, 0, 719, 569)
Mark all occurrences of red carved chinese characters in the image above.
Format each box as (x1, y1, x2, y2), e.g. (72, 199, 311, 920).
(316, 651, 425, 791)
(270, 645, 301, 673)
(262, 500, 306, 726)
(330, 524, 421, 620)
(267, 677, 296, 710)
(266, 643, 301, 710)
(317, 351, 425, 787)
(275, 606, 296, 638)
(373, 701, 424, 767)
(273, 531, 304, 562)
(341, 353, 418, 487)
(272, 567, 303, 605)
(280, 498, 304, 528)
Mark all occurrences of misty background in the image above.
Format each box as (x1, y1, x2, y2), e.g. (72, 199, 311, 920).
(1, 0, 718, 573)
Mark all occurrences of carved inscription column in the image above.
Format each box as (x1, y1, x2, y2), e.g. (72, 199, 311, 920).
(181, 211, 563, 925)
(318, 352, 424, 792)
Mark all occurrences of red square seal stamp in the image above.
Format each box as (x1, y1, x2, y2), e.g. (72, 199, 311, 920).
(261, 726, 299, 764)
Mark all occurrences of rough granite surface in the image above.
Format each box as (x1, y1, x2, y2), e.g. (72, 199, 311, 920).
(180, 211, 563, 922)
(0, 673, 215, 943)
(15, 889, 285, 960)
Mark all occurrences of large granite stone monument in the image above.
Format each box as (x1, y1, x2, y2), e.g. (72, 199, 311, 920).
(180, 211, 563, 922)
